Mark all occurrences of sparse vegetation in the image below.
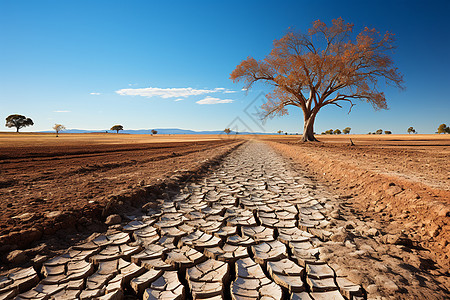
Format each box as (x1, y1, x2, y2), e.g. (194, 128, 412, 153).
(407, 126, 416, 134)
(324, 129, 334, 135)
(53, 124, 66, 137)
(111, 125, 123, 133)
(277, 130, 283, 134)
(384, 130, 392, 134)
(343, 127, 351, 134)
(151, 129, 158, 135)
(5, 114, 34, 132)
(437, 124, 449, 134)
(376, 129, 383, 134)
(334, 129, 342, 134)
(224, 128, 231, 135)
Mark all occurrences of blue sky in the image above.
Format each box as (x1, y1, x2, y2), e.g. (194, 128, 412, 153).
(1, 0, 449, 134)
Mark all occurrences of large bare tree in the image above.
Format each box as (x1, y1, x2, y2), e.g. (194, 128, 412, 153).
(230, 18, 404, 141)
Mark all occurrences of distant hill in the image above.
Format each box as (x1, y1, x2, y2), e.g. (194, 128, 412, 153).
(39, 128, 274, 135)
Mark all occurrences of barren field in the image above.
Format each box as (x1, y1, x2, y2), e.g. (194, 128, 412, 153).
(263, 134, 450, 191)
(0, 133, 242, 253)
(0, 133, 449, 299)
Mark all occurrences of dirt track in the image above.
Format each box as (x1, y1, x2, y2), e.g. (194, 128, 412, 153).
(0, 134, 242, 252)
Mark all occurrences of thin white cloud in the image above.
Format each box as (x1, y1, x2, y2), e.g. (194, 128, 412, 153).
(116, 87, 219, 98)
(53, 110, 70, 113)
(196, 97, 234, 105)
(174, 98, 184, 102)
(90, 92, 101, 95)
(214, 88, 226, 91)
(224, 90, 237, 93)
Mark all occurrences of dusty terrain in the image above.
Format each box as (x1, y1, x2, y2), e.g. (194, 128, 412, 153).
(261, 134, 449, 296)
(1, 139, 448, 300)
(0, 133, 242, 257)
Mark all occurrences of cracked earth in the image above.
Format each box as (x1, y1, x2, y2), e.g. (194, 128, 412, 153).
(1, 140, 447, 300)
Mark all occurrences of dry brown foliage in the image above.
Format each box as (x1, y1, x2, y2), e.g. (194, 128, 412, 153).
(231, 18, 404, 141)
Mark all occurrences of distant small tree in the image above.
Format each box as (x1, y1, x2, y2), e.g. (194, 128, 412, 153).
(437, 124, 449, 134)
(325, 129, 334, 134)
(343, 127, 351, 134)
(53, 124, 66, 137)
(151, 129, 158, 135)
(384, 130, 392, 134)
(111, 125, 123, 133)
(368, 132, 372, 134)
(407, 126, 415, 134)
(277, 130, 283, 134)
(334, 129, 341, 134)
(375, 129, 383, 134)
(5, 114, 34, 132)
(224, 128, 231, 135)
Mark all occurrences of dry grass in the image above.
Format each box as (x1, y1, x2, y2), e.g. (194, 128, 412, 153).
(0, 132, 235, 147)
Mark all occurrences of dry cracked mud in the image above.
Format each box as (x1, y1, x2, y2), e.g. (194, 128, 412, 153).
(0, 140, 447, 299)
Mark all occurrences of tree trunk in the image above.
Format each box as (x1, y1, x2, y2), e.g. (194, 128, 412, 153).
(16, 127, 19, 133)
(301, 113, 318, 142)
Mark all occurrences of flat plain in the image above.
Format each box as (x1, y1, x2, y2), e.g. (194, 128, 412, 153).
(0, 133, 241, 251)
(0, 133, 449, 299)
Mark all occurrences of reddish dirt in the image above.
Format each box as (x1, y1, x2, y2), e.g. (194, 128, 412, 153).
(261, 134, 449, 276)
(0, 133, 242, 255)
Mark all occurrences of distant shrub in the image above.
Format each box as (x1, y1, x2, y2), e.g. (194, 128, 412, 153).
(111, 125, 123, 133)
(437, 124, 449, 134)
(53, 124, 66, 137)
(6, 114, 34, 132)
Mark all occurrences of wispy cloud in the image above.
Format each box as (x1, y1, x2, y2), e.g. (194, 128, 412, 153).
(53, 110, 70, 113)
(174, 98, 184, 102)
(90, 92, 101, 95)
(116, 87, 219, 98)
(196, 97, 234, 105)
(115, 86, 239, 99)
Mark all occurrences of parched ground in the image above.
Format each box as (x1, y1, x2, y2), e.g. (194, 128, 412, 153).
(261, 134, 449, 295)
(1, 138, 448, 300)
(0, 133, 242, 254)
